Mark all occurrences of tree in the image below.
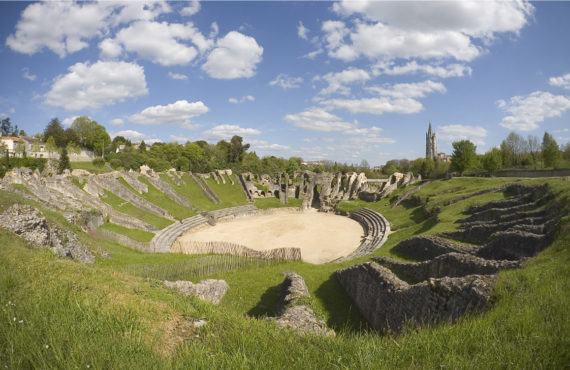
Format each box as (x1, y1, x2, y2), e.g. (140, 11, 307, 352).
(359, 159, 370, 169)
(15, 142, 26, 158)
(138, 140, 147, 153)
(45, 136, 58, 157)
(420, 157, 434, 178)
(500, 132, 526, 167)
(31, 137, 41, 154)
(410, 158, 425, 177)
(1, 118, 13, 136)
(228, 135, 250, 163)
(542, 132, 561, 168)
(43, 118, 66, 147)
(57, 147, 70, 174)
(70, 116, 95, 147)
(450, 140, 477, 175)
(482, 147, 502, 174)
(66, 141, 81, 155)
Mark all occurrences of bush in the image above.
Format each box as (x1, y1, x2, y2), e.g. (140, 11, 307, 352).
(109, 158, 122, 169)
(92, 158, 106, 168)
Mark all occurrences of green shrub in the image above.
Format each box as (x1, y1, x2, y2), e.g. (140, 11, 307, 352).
(109, 158, 122, 169)
(92, 158, 105, 168)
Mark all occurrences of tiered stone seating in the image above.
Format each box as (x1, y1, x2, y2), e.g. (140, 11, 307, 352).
(336, 208, 390, 261)
(208, 205, 257, 220)
(151, 215, 208, 253)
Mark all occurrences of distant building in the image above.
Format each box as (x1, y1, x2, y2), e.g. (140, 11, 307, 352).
(426, 122, 437, 160)
(0, 135, 20, 157)
(436, 152, 452, 163)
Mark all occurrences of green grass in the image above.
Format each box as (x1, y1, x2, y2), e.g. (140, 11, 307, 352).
(70, 161, 111, 174)
(100, 190, 173, 230)
(0, 177, 568, 368)
(204, 174, 248, 208)
(160, 174, 219, 211)
(116, 177, 196, 220)
(70, 176, 87, 189)
(11, 183, 32, 195)
(99, 222, 154, 243)
(254, 197, 303, 209)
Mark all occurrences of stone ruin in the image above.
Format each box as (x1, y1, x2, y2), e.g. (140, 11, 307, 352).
(270, 271, 335, 336)
(164, 279, 229, 305)
(239, 170, 420, 211)
(0, 204, 95, 263)
(336, 184, 562, 333)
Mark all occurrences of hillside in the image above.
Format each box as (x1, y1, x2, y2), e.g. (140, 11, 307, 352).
(0, 174, 568, 368)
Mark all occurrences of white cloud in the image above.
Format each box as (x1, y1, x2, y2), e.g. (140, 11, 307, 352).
(302, 48, 324, 60)
(284, 108, 354, 132)
(325, 1, 533, 63)
(21, 67, 36, 81)
(315, 68, 370, 96)
(6, 1, 171, 57)
(114, 21, 211, 66)
(437, 124, 488, 146)
(229, 95, 255, 104)
(111, 130, 147, 142)
(322, 80, 445, 115)
(344, 126, 396, 145)
(45, 61, 147, 111)
(129, 100, 209, 128)
(180, 1, 200, 16)
(202, 124, 261, 141)
(110, 118, 124, 127)
(249, 139, 291, 152)
(498, 91, 570, 131)
(298, 21, 309, 40)
(61, 116, 80, 127)
(269, 74, 303, 89)
(169, 134, 193, 143)
(168, 72, 188, 80)
(98, 38, 122, 59)
(209, 22, 219, 38)
(549, 73, 570, 90)
(202, 31, 263, 79)
(373, 61, 472, 78)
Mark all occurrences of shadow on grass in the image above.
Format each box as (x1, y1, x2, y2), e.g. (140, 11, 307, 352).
(314, 273, 371, 333)
(247, 282, 281, 318)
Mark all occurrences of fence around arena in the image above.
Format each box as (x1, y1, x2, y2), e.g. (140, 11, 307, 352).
(172, 240, 302, 261)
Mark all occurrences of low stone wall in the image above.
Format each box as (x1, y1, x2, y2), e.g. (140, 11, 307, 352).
(172, 240, 302, 260)
(391, 235, 474, 261)
(95, 228, 152, 253)
(336, 262, 496, 333)
(493, 169, 570, 178)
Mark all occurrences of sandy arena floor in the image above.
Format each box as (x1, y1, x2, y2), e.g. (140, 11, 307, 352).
(177, 209, 364, 264)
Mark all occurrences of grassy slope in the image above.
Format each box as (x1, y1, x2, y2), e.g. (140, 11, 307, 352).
(159, 174, 218, 211)
(99, 222, 155, 243)
(100, 190, 173, 230)
(0, 177, 568, 368)
(204, 174, 248, 208)
(254, 197, 303, 209)
(70, 161, 111, 174)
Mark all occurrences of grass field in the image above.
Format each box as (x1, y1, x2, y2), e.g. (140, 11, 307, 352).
(70, 161, 111, 174)
(204, 174, 248, 208)
(253, 197, 303, 209)
(99, 222, 155, 243)
(100, 190, 173, 230)
(0, 177, 568, 368)
(159, 173, 219, 211)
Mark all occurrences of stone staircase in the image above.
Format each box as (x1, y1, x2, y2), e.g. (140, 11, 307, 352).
(336, 208, 390, 261)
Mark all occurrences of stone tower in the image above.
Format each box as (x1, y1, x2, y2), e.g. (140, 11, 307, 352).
(426, 122, 437, 159)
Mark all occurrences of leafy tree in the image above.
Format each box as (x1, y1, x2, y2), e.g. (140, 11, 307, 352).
(420, 157, 434, 178)
(92, 158, 105, 168)
(15, 142, 26, 158)
(410, 158, 425, 177)
(45, 136, 58, 157)
(70, 116, 94, 147)
(173, 157, 190, 171)
(450, 140, 477, 175)
(482, 148, 503, 174)
(138, 140, 147, 153)
(432, 159, 450, 178)
(500, 132, 527, 167)
(18, 129, 26, 137)
(228, 135, 250, 163)
(57, 147, 70, 174)
(359, 159, 370, 169)
(287, 157, 301, 174)
(31, 137, 41, 153)
(43, 118, 66, 147)
(1, 118, 13, 135)
(11, 124, 19, 137)
(66, 141, 81, 155)
(542, 132, 561, 168)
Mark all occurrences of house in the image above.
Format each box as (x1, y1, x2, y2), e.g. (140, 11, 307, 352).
(0, 135, 20, 157)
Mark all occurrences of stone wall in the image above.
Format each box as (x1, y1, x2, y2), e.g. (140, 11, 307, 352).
(336, 262, 496, 333)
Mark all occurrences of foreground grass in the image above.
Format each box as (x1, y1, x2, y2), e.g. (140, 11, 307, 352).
(99, 222, 155, 243)
(100, 190, 173, 230)
(0, 177, 568, 367)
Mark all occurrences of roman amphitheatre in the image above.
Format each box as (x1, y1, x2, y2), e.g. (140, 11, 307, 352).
(0, 164, 568, 367)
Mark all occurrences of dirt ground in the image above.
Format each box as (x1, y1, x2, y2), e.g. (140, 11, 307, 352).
(177, 209, 364, 264)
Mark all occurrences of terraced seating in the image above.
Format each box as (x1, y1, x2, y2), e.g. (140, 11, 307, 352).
(208, 205, 257, 220)
(336, 208, 390, 261)
(151, 215, 208, 253)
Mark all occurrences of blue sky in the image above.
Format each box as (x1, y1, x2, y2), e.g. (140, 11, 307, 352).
(0, 1, 569, 166)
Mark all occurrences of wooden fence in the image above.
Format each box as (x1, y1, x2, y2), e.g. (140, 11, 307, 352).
(172, 240, 302, 261)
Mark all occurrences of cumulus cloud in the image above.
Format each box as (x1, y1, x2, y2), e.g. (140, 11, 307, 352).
(344, 126, 396, 145)
(549, 73, 570, 90)
(228, 95, 255, 104)
(315, 67, 370, 96)
(110, 129, 161, 144)
(202, 31, 263, 79)
(113, 21, 213, 66)
(180, 1, 200, 16)
(269, 74, 303, 89)
(110, 118, 124, 127)
(324, 1, 533, 63)
(21, 67, 36, 81)
(129, 100, 209, 128)
(284, 108, 354, 132)
(498, 91, 570, 131)
(373, 61, 472, 78)
(322, 80, 446, 115)
(302, 48, 324, 60)
(298, 21, 309, 40)
(168, 72, 188, 80)
(202, 124, 261, 141)
(6, 1, 171, 57)
(249, 139, 291, 151)
(98, 38, 123, 59)
(437, 124, 488, 146)
(45, 61, 147, 111)
(61, 116, 80, 127)
(169, 134, 193, 143)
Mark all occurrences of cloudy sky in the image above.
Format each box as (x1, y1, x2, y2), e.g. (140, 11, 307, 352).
(1, 0, 569, 165)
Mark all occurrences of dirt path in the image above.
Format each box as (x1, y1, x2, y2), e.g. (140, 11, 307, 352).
(177, 209, 363, 264)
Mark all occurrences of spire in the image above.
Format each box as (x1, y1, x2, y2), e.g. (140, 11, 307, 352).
(428, 121, 432, 133)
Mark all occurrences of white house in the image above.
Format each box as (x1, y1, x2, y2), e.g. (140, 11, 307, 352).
(0, 135, 20, 157)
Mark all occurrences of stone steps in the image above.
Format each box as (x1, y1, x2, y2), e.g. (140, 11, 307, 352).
(336, 208, 390, 261)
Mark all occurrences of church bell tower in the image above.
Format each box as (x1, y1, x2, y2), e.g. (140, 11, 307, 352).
(426, 122, 437, 160)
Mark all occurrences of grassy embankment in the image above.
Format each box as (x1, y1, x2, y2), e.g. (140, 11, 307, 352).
(0, 177, 568, 367)
(204, 174, 248, 208)
(99, 190, 173, 230)
(70, 161, 111, 174)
